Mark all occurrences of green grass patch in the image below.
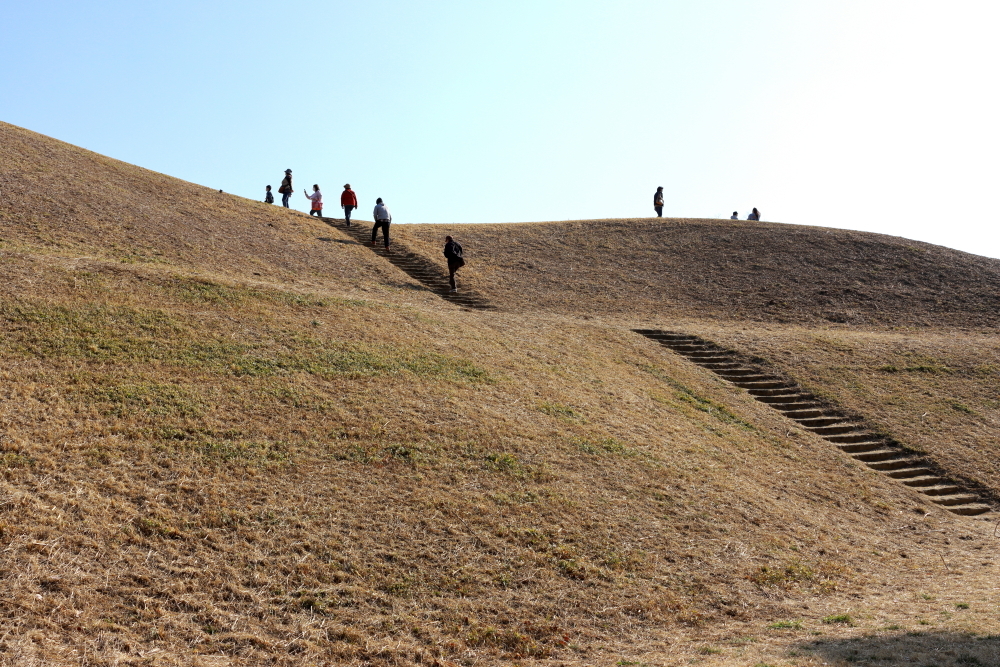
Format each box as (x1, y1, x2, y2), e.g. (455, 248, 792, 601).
(538, 401, 584, 423)
(573, 436, 637, 457)
(822, 613, 852, 625)
(768, 620, 802, 630)
(0, 299, 490, 383)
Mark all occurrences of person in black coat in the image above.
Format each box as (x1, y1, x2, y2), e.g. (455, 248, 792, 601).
(443, 235, 464, 293)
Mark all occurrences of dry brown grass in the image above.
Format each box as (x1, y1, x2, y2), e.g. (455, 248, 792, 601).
(397, 219, 1000, 328)
(2, 121, 1000, 666)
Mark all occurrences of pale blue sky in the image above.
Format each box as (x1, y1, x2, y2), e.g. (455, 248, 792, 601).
(4, 1, 998, 258)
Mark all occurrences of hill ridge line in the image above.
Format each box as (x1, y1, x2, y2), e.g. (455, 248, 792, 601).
(635, 328, 996, 517)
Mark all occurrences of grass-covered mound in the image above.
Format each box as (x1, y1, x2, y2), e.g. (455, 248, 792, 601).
(2, 121, 999, 666)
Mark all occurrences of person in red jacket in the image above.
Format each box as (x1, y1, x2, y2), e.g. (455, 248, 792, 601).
(341, 184, 358, 226)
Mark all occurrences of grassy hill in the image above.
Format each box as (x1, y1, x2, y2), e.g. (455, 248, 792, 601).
(2, 121, 999, 666)
(398, 219, 1000, 328)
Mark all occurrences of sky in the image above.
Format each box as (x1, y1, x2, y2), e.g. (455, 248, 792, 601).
(3, 1, 999, 258)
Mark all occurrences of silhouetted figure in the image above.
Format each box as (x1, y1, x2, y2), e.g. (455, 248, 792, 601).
(265, 185, 274, 204)
(747, 207, 760, 221)
(278, 169, 293, 208)
(372, 198, 391, 249)
(654, 186, 664, 217)
(305, 184, 323, 217)
(444, 235, 465, 293)
(730, 211, 738, 220)
(341, 184, 358, 226)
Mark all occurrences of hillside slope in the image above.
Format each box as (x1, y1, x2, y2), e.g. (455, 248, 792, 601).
(2, 121, 999, 666)
(398, 219, 1000, 328)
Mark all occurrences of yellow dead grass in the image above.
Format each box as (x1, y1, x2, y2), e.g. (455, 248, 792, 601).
(1, 121, 999, 666)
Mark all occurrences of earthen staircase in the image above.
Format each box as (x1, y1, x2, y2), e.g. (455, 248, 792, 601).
(635, 329, 994, 517)
(322, 217, 494, 310)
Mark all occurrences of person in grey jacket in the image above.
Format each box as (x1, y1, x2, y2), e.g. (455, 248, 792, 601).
(653, 187, 664, 217)
(372, 198, 391, 249)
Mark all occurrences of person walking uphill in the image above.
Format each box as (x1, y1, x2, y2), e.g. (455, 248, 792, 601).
(278, 169, 293, 208)
(341, 184, 358, 226)
(372, 198, 391, 249)
(654, 187, 664, 217)
(444, 235, 465, 293)
(304, 184, 323, 217)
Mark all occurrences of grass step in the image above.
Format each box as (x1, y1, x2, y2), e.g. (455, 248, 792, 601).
(851, 449, 907, 463)
(946, 504, 992, 516)
(772, 402, 824, 412)
(825, 432, 882, 443)
(838, 442, 889, 454)
(796, 416, 851, 427)
(929, 494, 981, 507)
(729, 377, 785, 385)
(784, 409, 837, 419)
(809, 424, 865, 436)
(920, 485, 964, 496)
(886, 467, 936, 479)
(867, 458, 926, 471)
(901, 475, 949, 487)
(756, 394, 815, 404)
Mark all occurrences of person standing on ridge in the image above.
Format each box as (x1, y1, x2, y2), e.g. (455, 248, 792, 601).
(265, 185, 274, 204)
(444, 235, 465, 293)
(372, 198, 391, 249)
(304, 184, 323, 217)
(730, 211, 738, 220)
(278, 169, 293, 208)
(653, 186, 664, 218)
(748, 207, 760, 221)
(341, 184, 358, 226)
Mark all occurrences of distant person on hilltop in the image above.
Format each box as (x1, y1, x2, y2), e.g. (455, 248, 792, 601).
(747, 207, 760, 221)
(730, 211, 738, 220)
(265, 185, 274, 204)
(653, 186, 664, 218)
(341, 184, 358, 227)
(278, 169, 293, 208)
(304, 184, 323, 217)
(444, 235, 465, 293)
(372, 198, 392, 249)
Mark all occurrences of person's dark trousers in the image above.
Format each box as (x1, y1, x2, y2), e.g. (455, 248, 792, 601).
(282, 192, 291, 208)
(344, 205, 355, 225)
(654, 205, 663, 217)
(372, 220, 390, 247)
(448, 259, 462, 289)
(309, 209, 322, 217)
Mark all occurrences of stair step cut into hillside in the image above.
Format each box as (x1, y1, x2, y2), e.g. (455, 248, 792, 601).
(322, 217, 495, 310)
(633, 329, 995, 517)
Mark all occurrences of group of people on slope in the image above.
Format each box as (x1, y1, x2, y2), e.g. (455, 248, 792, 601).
(264, 170, 465, 292)
(266, 170, 360, 223)
(653, 186, 761, 222)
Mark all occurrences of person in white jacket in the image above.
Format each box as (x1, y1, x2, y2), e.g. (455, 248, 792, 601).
(304, 184, 323, 217)
(372, 198, 392, 249)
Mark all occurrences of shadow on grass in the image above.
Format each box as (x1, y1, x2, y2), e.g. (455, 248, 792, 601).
(386, 280, 435, 292)
(798, 631, 998, 666)
(316, 237, 358, 245)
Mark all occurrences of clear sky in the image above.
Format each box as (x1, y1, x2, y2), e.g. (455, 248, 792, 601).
(4, 1, 999, 258)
